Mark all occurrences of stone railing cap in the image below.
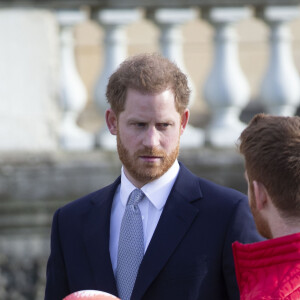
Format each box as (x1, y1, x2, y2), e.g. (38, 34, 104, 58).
(1, 0, 300, 9)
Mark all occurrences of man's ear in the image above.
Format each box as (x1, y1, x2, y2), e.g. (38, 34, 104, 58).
(253, 180, 269, 211)
(180, 109, 190, 135)
(105, 108, 118, 135)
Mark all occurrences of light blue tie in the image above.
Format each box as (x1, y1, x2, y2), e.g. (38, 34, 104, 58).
(116, 189, 145, 300)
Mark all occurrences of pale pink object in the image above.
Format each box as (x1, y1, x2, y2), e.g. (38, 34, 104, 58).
(64, 290, 120, 300)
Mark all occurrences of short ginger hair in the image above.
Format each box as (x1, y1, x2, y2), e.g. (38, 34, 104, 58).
(238, 113, 300, 219)
(106, 53, 190, 116)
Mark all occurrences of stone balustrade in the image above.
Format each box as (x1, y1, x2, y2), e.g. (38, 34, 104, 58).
(0, 1, 299, 152)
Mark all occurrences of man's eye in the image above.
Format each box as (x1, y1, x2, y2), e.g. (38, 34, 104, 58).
(136, 123, 146, 128)
(157, 123, 170, 129)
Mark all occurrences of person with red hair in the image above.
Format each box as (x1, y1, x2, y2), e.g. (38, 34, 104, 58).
(45, 53, 262, 300)
(234, 113, 300, 299)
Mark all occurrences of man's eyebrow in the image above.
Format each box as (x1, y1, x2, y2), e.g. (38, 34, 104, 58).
(127, 118, 145, 122)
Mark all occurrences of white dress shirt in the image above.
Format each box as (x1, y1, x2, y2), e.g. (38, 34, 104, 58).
(109, 160, 180, 275)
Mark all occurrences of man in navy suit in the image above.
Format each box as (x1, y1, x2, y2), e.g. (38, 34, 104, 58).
(45, 53, 261, 300)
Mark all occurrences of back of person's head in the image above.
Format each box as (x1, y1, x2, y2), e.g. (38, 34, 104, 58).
(106, 52, 190, 116)
(239, 113, 300, 219)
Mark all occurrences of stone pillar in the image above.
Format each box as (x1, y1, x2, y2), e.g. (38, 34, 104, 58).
(0, 9, 60, 152)
(203, 7, 251, 147)
(258, 6, 300, 116)
(57, 9, 94, 151)
(93, 9, 141, 150)
(150, 8, 204, 148)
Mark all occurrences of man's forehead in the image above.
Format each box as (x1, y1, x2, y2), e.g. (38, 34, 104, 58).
(126, 86, 173, 96)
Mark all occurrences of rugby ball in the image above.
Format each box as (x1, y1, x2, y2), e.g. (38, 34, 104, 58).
(64, 290, 119, 300)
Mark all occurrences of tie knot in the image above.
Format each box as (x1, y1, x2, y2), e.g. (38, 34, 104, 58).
(127, 189, 144, 206)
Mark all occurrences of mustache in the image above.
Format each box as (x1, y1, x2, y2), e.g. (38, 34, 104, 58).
(135, 148, 166, 157)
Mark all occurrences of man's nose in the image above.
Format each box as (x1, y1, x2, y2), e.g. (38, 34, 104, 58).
(142, 127, 160, 148)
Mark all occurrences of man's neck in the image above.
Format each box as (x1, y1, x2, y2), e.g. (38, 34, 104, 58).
(122, 160, 179, 189)
(271, 217, 300, 239)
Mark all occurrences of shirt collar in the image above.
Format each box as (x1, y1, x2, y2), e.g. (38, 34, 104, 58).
(120, 160, 180, 210)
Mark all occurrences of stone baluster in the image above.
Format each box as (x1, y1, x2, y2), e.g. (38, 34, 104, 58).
(93, 9, 141, 150)
(258, 6, 300, 116)
(150, 8, 204, 148)
(57, 9, 94, 151)
(203, 7, 251, 147)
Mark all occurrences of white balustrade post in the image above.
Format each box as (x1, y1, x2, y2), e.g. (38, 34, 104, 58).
(203, 7, 251, 147)
(56, 9, 94, 151)
(258, 6, 300, 116)
(151, 8, 204, 148)
(93, 9, 141, 150)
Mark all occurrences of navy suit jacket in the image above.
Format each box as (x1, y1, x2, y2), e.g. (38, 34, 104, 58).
(45, 163, 262, 300)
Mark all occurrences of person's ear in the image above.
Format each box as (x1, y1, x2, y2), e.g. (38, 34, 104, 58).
(180, 109, 190, 135)
(253, 180, 269, 211)
(105, 108, 118, 135)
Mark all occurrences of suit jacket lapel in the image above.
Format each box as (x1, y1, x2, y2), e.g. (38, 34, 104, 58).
(132, 164, 203, 300)
(83, 178, 121, 296)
